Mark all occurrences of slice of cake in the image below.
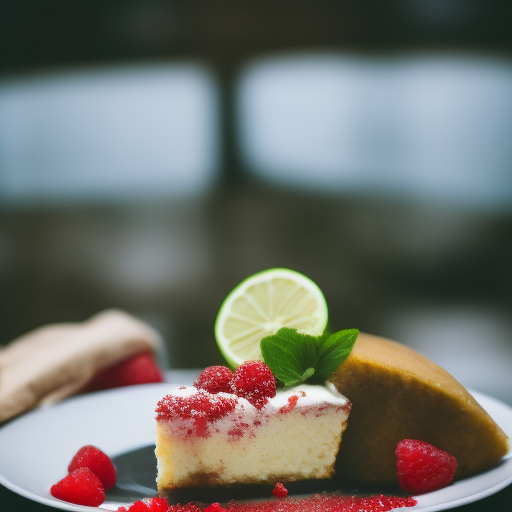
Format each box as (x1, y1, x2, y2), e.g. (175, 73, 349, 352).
(155, 383, 350, 492)
(329, 332, 510, 484)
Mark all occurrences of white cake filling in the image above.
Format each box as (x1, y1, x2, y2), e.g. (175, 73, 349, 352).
(155, 384, 351, 490)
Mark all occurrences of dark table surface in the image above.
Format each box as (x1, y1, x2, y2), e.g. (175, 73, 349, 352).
(1, 370, 511, 512)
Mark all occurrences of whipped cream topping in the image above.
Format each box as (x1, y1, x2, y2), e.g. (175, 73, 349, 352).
(158, 382, 348, 417)
(265, 383, 349, 410)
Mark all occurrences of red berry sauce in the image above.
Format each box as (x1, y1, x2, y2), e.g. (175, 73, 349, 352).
(225, 494, 416, 512)
(279, 395, 299, 414)
(123, 494, 417, 512)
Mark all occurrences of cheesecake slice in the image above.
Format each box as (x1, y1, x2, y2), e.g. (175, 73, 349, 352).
(329, 332, 510, 484)
(155, 383, 350, 492)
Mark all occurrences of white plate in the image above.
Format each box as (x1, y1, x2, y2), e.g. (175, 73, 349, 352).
(0, 384, 511, 511)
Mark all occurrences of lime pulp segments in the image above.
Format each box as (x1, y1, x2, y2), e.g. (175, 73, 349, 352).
(214, 268, 328, 367)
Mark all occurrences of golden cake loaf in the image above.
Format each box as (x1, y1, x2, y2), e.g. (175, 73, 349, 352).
(329, 332, 510, 484)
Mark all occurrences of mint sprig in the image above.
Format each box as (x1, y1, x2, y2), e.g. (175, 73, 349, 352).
(260, 327, 359, 387)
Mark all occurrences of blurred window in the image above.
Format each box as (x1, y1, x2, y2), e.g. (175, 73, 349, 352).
(237, 54, 512, 210)
(0, 64, 220, 204)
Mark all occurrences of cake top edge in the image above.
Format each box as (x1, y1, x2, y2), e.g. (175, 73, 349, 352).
(156, 382, 349, 418)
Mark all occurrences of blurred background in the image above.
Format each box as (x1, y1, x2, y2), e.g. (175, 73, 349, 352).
(1, 0, 512, 405)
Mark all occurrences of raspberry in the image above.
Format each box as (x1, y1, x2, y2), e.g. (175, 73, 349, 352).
(85, 351, 164, 392)
(203, 503, 227, 512)
(129, 501, 150, 512)
(50, 467, 105, 507)
(149, 497, 169, 512)
(273, 482, 289, 498)
(194, 366, 233, 394)
(68, 445, 117, 490)
(396, 439, 458, 494)
(231, 361, 276, 409)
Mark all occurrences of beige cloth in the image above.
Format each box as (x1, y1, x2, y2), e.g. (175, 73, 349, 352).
(0, 309, 162, 423)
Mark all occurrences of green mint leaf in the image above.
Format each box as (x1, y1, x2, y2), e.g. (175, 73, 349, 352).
(260, 328, 317, 386)
(283, 378, 302, 387)
(260, 338, 302, 384)
(282, 367, 316, 387)
(260, 326, 359, 387)
(302, 367, 315, 380)
(314, 328, 359, 383)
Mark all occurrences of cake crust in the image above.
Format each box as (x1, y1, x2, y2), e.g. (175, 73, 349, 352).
(329, 332, 510, 484)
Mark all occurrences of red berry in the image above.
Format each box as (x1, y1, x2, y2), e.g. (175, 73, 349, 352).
(149, 497, 169, 512)
(50, 467, 105, 507)
(85, 351, 164, 392)
(231, 361, 276, 409)
(273, 482, 288, 498)
(68, 445, 117, 490)
(203, 503, 227, 512)
(129, 501, 150, 512)
(194, 366, 233, 394)
(396, 439, 458, 494)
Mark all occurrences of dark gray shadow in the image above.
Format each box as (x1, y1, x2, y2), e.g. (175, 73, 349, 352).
(107, 445, 159, 503)
(106, 443, 404, 506)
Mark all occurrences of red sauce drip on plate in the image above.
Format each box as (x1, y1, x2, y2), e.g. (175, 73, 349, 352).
(118, 493, 417, 512)
(155, 494, 417, 512)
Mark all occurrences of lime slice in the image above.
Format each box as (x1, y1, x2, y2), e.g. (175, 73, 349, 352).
(215, 268, 328, 368)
